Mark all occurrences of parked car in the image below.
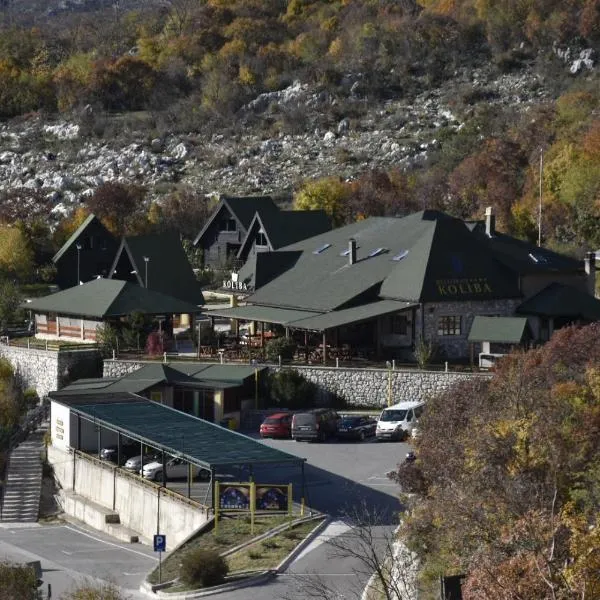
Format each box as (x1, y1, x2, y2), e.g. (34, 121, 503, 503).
(123, 452, 160, 473)
(292, 408, 340, 442)
(260, 413, 292, 439)
(336, 415, 377, 441)
(99, 442, 139, 464)
(141, 456, 210, 482)
(375, 401, 424, 441)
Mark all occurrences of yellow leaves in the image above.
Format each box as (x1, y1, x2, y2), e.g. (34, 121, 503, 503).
(293, 177, 350, 226)
(328, 37, 343, 59)
(0, 225, 33, 280)
(238, 65, 255, 86)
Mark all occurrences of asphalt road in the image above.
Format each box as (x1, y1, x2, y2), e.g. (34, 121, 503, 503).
(0, 522, 157, 599)
(0, 435, 410, 598)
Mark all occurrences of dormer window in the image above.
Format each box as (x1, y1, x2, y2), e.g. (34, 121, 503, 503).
(220, 218, 237, 232)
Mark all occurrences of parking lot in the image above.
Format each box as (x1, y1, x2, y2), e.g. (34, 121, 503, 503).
(161, 432, 411, 518)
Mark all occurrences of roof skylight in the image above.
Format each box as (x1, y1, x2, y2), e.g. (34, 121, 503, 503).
(340, 249, 350, 256)
(368, 247, 388, 258)
(392, 250, 409, 261)
(313, 243, 331, 255)
(528, 252, 548, 264)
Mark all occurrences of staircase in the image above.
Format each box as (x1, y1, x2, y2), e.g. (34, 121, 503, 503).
(1, 426, 46, 523)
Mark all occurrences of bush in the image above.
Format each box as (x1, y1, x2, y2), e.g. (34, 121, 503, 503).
(264, 337, 297, 362)
(268, 370, 317, 410)
(23, 388, 39, 410)
(179, 548, 229, 588)
(0, 561, 39, 599)
(61, 580, 128, 599)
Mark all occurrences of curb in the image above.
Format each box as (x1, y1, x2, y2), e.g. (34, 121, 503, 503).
(276, 514, 331, 573)
(140, 570, 277, 599)
(140, 514, 329, 598)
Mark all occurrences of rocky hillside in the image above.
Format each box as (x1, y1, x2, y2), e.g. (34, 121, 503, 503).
(0, 52, 587, 220)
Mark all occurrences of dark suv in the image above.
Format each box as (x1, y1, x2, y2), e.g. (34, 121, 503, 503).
(292, 408, 340, 442)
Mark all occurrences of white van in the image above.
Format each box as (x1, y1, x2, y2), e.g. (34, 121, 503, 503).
(376, 400, 424, 441)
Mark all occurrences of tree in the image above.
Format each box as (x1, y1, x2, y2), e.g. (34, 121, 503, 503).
(0, 561, 39, 599)
(268, 370, 316, 410)
(86, 183, 148, 237)
(293, 177, 351, 227)
(0, 278, 22, 329)
(393, 323, 600, 598)
(0, 226, 34, 280)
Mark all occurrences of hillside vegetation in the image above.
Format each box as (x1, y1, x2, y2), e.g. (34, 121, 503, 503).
(0, 0, 597, 264)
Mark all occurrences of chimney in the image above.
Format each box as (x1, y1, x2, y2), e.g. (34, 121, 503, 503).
(349, 238, 357, 265)
(485, 206, 495, 237)
(584, 251, 596, 297)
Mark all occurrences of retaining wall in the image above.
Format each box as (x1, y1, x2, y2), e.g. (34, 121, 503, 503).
(49, 445, 209, 548)
(104, 359, 490, 407)
(0, 345, 101, 398)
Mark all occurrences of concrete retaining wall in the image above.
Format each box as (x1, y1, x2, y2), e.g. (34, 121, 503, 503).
(49, 445, 209, 548)
(0, 345, 101, 398)
(104, 359, 489, 407)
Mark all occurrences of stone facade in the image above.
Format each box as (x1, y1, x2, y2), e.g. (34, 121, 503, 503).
(418, 298, 522, 359)
(104, 359, 490, 407)
(0, 344, 102, 398)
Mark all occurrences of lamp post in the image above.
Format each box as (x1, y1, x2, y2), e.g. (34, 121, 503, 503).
(76, 243, 82, 285)
(143, 256, 150, 288)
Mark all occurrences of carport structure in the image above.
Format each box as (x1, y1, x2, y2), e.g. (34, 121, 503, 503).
(55, 395, 306, 508)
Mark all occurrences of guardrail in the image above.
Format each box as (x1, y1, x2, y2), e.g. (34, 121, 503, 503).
(0, 337, 99, 352)
(75, 450, 209, 512)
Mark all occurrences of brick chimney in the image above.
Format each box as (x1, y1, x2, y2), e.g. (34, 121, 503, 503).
(349, 238, 357, 265)
(584, 251, 596, 297)
(485, 206, 495, 237)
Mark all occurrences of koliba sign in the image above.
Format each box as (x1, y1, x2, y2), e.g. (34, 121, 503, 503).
(436, 277, 492, 296)
(222, 279, 251, 291)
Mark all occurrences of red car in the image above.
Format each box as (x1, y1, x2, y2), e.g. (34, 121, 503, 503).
(260, 413, 292, 439)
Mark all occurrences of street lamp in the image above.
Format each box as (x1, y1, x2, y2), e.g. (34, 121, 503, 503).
(143, 256, 150, 288)
(76, 243, 82, 285)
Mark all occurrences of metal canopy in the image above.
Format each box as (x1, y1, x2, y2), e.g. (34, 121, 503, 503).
(58, 397, 305, 470)
(468, 316, 528, 344)
(204, 304, 319, 324)
(287, 300, 417, 331)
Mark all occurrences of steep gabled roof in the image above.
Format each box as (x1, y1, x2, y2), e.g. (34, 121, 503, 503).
(517, 283, 600, 320)
(193, 195, 278, 246)
(23, 278, 202, 318)
(246, 211, 521, 311)
(52, 214, 115, 263)
(237, 209, 331, 259)
(109, 232, 204, 306)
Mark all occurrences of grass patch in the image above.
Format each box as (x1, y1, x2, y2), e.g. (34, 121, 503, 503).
(226, 519, 323, 574)
(147, 514, 295, 585)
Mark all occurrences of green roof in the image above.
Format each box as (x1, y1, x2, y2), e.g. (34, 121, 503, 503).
(57, 398, 304, 468)
(24, 278, 202, 318)
(205, 305, 318, 325)
(193, 195, 278, 246)
(238, 210, 331, 258)
(288, 300, 417, 331)
(246, 211, 521, 311)
(110, 233, 204, 305)
(52, 214, 102, 263)
(169, 363, 266, 384)
(468, 316, 529, 344)
(517, 283, 600, 320)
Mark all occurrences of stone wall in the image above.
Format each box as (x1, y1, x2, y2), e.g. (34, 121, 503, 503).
(0, 344, 101, 398)
(104, 359, 490, 407)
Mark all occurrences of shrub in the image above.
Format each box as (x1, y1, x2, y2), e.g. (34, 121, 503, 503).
(23, 388, 39, 410)
(61, 580, 128, 599)
(264, 337, 297, 362)
(0, 561, 39, 599)
(145, 331, 164, 356)
(248, 548, 262, 560)
(179, 548, 228, 588)
(268, 370, 317, 410)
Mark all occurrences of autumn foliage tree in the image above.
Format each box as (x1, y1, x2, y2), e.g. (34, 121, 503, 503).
(393, 323, 600, 599)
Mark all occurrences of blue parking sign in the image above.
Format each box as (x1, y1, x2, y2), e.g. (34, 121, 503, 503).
(154, 534, 166, 552)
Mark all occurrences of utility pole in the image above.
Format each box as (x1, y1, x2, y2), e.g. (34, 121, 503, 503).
(76, 243, 82, 285)
(143, 256, 150, 288)
(538, 148, 543, 247)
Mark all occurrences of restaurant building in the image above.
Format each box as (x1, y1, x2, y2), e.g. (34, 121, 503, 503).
(207, 208, 600, 361)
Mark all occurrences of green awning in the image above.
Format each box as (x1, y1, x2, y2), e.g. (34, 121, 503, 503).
(468, 316, 528, 344)
(288, 300, 417, 331)
(204, 305, 319, 325)
(57, 397, 305, 469)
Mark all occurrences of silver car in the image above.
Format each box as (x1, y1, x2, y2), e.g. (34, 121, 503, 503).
(123, 453, 159, 473)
